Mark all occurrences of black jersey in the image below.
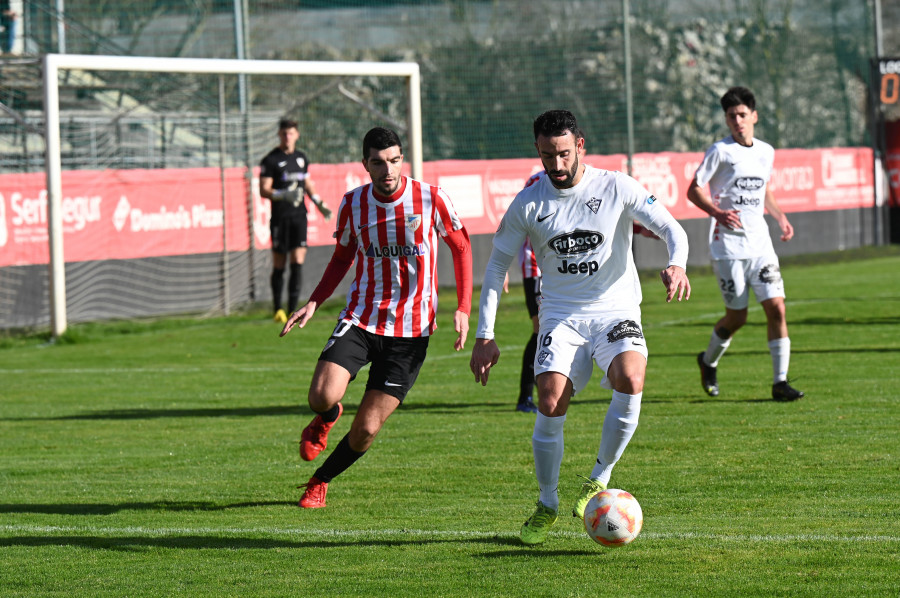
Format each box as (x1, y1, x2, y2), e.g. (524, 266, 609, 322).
(260, 146, 311, 220)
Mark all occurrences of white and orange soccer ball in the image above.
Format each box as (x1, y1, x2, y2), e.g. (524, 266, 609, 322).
(583, 488, 643, 547)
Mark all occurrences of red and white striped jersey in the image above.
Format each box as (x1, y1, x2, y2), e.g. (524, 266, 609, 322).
(518, 239, 541, 279)
(333, 176, 464, 337)
(518, 172, 543, 279)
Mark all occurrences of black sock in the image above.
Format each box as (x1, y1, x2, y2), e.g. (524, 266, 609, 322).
(314, 435, 366, 483)
(271, 267, 285, 311)
(288, 263, 303, 313)
(518, 333, 537, 403)
(318, 403, 341, 423)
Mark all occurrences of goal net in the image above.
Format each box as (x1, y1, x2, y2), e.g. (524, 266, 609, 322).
(9, 54, 421, 336)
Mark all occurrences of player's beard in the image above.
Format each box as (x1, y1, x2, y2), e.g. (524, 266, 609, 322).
(546, 153, 580, 189)
(373, 177, 400, 197)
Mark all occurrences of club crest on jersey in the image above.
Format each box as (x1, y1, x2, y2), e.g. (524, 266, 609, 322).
(585, 197, 603, 213)
(607, 320, 644, 343)
(296, 157, 306, 168)
(537, 350, 550, 365)
(548, 230, 604, 256)
(406, 214, 422, 232)
(365, 242, 427, 258)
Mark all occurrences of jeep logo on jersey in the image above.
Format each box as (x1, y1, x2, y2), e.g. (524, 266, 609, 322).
(734, 177, 765, 191)
(406, 214, 422, 232)
(607, 320, 644, 343)
(365, 242, 426, 258)
(548, 230, 604, 255)
(558, 259, 599, 275)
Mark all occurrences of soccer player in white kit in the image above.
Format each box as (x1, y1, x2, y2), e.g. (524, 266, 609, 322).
(470, 110, 691, 545)
(688, 86, 804, 402)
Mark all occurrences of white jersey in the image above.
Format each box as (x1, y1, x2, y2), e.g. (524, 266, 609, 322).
(694, 135, 776, 260)
(479, 166, 688, 335)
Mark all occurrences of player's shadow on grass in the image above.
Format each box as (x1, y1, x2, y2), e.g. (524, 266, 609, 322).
(3, 401, 517, 421)
(0, 500, 293, 515)
(686, 396, 779, 404)
(0, 534, 523, 552)
(3, 405, 307, 421)
(478, 548, 598, 557)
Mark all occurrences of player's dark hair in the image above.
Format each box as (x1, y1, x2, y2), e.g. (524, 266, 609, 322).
(720, 86, 756, 112)
(533, 110, 583, 141)
(278, 118, 298, 131)
(363, 127, 402, 158)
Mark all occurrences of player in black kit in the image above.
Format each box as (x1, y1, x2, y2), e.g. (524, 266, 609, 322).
(259, 118, 332, 322)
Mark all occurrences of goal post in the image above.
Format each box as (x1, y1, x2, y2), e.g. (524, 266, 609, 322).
(42, 53, 423, 338)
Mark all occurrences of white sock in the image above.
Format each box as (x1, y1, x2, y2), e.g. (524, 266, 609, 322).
(704, 329, 732, 367)
(532, 412, 566, 510)
(590, 391, 642, 486)
(769, 337, 790, 383)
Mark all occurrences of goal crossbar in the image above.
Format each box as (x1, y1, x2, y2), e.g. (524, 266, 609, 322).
(42, 53, 423, 337)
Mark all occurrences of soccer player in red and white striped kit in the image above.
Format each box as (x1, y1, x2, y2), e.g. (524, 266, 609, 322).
(280, 127, 473, 509)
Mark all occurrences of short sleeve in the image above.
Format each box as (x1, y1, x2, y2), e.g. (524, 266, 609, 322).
(693, 144, 721, 187)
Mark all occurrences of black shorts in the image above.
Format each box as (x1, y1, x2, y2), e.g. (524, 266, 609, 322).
(271, 212, 308, 254)
(523, 276, 541, 318)
(319, 321, 429, 403)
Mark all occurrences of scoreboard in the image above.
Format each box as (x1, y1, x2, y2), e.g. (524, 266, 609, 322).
(874, 58, 900, 108)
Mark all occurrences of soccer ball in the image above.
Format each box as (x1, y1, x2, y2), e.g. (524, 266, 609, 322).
(583, 489, 643, 547)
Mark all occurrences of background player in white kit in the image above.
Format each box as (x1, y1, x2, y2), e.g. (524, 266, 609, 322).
(470, 110, 691, 545)
(688, 86, 804, 402)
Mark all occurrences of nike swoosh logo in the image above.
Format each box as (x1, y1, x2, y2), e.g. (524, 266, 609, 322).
(537, 212, 556, 222)
(278, 161, 287, 167)
(631, 342, 645, 347)
(384, 381, 402, 387)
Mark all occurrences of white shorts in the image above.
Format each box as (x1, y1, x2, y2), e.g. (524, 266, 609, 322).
(712, 255, 785, 310)
(534, 312, 648, 395)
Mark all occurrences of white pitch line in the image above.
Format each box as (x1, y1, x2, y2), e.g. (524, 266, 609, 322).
(1, 524, 898, 544)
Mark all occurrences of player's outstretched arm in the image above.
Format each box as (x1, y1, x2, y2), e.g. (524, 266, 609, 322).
(659, 265, 691, 303)
(280, 301, 317, 336)
(470, 338, 500, 386)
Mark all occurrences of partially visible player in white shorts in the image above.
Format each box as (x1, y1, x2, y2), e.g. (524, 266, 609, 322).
(535, 312, 648, 394)
(712, 254, 784, 310)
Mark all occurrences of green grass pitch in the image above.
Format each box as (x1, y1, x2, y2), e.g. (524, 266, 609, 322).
(2, 248, 899, 596)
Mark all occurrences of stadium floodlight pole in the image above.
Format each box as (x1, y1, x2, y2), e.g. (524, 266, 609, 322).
(622, 0, 635, 177)
(872, 0, 886, 246)
(42, 53, 423, 338)
(218, 76, 231, 316)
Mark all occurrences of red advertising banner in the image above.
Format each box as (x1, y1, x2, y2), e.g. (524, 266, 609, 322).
(0, 147, 874, 268)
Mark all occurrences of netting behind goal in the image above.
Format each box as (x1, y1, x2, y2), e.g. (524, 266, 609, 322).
(1, 55, 420, 334)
